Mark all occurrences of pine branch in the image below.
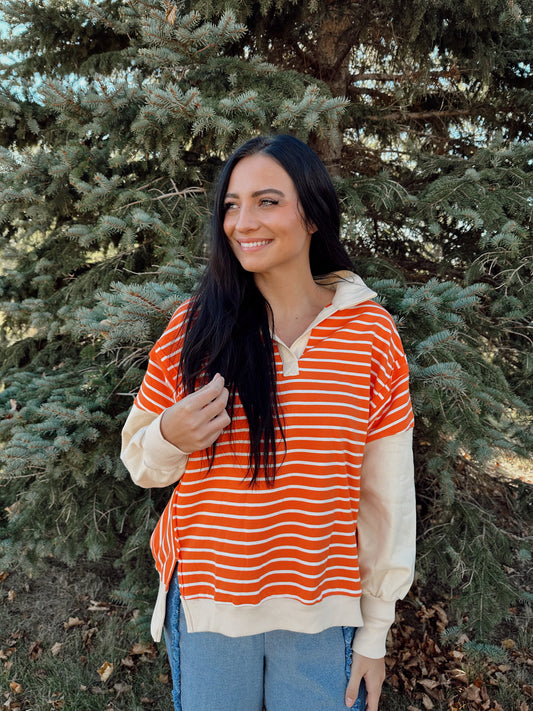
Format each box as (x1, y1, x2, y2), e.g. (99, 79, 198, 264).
(114, 184, 206, 212)
(369, 109, 473, 122)
(351, 68, 465, 83)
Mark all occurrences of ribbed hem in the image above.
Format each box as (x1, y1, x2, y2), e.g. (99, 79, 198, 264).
(151, 579, 168, 642)
(152, 586, 397, 660)
(181, 595, 364, 637)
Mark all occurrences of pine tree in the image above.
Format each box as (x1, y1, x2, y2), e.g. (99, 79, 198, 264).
(0, 0, 531, 635)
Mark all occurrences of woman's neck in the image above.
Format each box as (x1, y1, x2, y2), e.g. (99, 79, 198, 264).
(255, 271, 334, 347)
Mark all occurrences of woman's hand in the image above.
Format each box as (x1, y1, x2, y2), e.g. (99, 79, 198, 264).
(345, 653, 385, 711)
(160, 373, 230, 453)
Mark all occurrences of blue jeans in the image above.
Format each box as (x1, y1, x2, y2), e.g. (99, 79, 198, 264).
(164, 571, 367, 711)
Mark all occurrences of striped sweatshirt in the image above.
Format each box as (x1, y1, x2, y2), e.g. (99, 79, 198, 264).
(121, 272, 416, 659)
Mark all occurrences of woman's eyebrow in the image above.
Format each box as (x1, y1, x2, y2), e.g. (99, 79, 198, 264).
(224, 188, 286, 199)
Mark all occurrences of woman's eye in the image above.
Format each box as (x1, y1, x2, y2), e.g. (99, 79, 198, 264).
(224, 202, 237, 211)
(260, 198, 278, 206)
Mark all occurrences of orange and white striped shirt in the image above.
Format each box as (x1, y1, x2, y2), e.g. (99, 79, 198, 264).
(121, 272, 416, 658)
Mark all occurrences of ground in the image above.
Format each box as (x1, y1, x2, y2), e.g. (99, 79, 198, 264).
(1, 455, 532, 711)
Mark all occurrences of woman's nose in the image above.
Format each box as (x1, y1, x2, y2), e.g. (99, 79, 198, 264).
(235, 204, 259, 232)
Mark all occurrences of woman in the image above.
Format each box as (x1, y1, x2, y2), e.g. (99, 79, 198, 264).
(121, 134, 416, 711)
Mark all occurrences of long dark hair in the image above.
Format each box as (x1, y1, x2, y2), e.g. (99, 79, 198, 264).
(180, 134, 355, 486)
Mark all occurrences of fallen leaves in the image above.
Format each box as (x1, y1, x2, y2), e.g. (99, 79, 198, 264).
(114, 640, 157, 674)
(27, 640, 42, 661)
(113, 681, 132, 697)
(421, 692, 435, 708)
(2, 551, 527, 711)
(0, 647, 16, 662)
(87, 600, 110, 613)
(388, 593, 532, 711)
(97, 661, 114, 682)
(48, 692, 65, 709)
(129, 641, 157, 658)
(1, 583, 169, 711)
(81, 626, 98, 649)
(63, 616, 84, 630)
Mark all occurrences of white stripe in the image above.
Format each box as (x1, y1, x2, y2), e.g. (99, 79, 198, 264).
(177, 482, 358, 498)
(280, 378, 369, 391)
(174, 518, 355, 535)
(185, 457, 365, 471)
(370, 414, 413, 437)
(180, 566, 359, 585)
(174, 495, 352, 509)
(296, 365, 370, 379)
(175, 505, 353, 521)
(180, 556, 357, 572)
(178, 470, 362, 486)
(180, 530, 355, 548)
(139, 390, 171, 409)
(142, 379, 174, 401)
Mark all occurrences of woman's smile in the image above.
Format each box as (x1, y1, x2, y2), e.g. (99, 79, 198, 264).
(237, 239, 274, 251)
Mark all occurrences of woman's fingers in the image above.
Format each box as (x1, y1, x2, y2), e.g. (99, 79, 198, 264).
(346, 654, 385, 711)
(160, 374, 231, 452)
(190, 373, 226, 408)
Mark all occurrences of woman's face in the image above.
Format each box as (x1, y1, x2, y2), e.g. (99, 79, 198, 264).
(223, 153, 314, 280)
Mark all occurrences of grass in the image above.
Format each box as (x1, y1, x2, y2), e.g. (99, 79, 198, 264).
(0, 561, 173, 710)
(1, 454, 532, 710)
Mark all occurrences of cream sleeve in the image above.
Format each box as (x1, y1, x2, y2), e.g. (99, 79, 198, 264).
(353, 428, 416, 659)
(120, 404, 189, 488)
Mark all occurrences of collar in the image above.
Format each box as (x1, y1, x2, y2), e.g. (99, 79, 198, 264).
(273, 271, 377, 375)
(316, 270, 377, 309)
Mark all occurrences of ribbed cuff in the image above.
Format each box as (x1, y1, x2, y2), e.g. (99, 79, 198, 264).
(352, 595, 396, 659)
(143, 413, 189, 469)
